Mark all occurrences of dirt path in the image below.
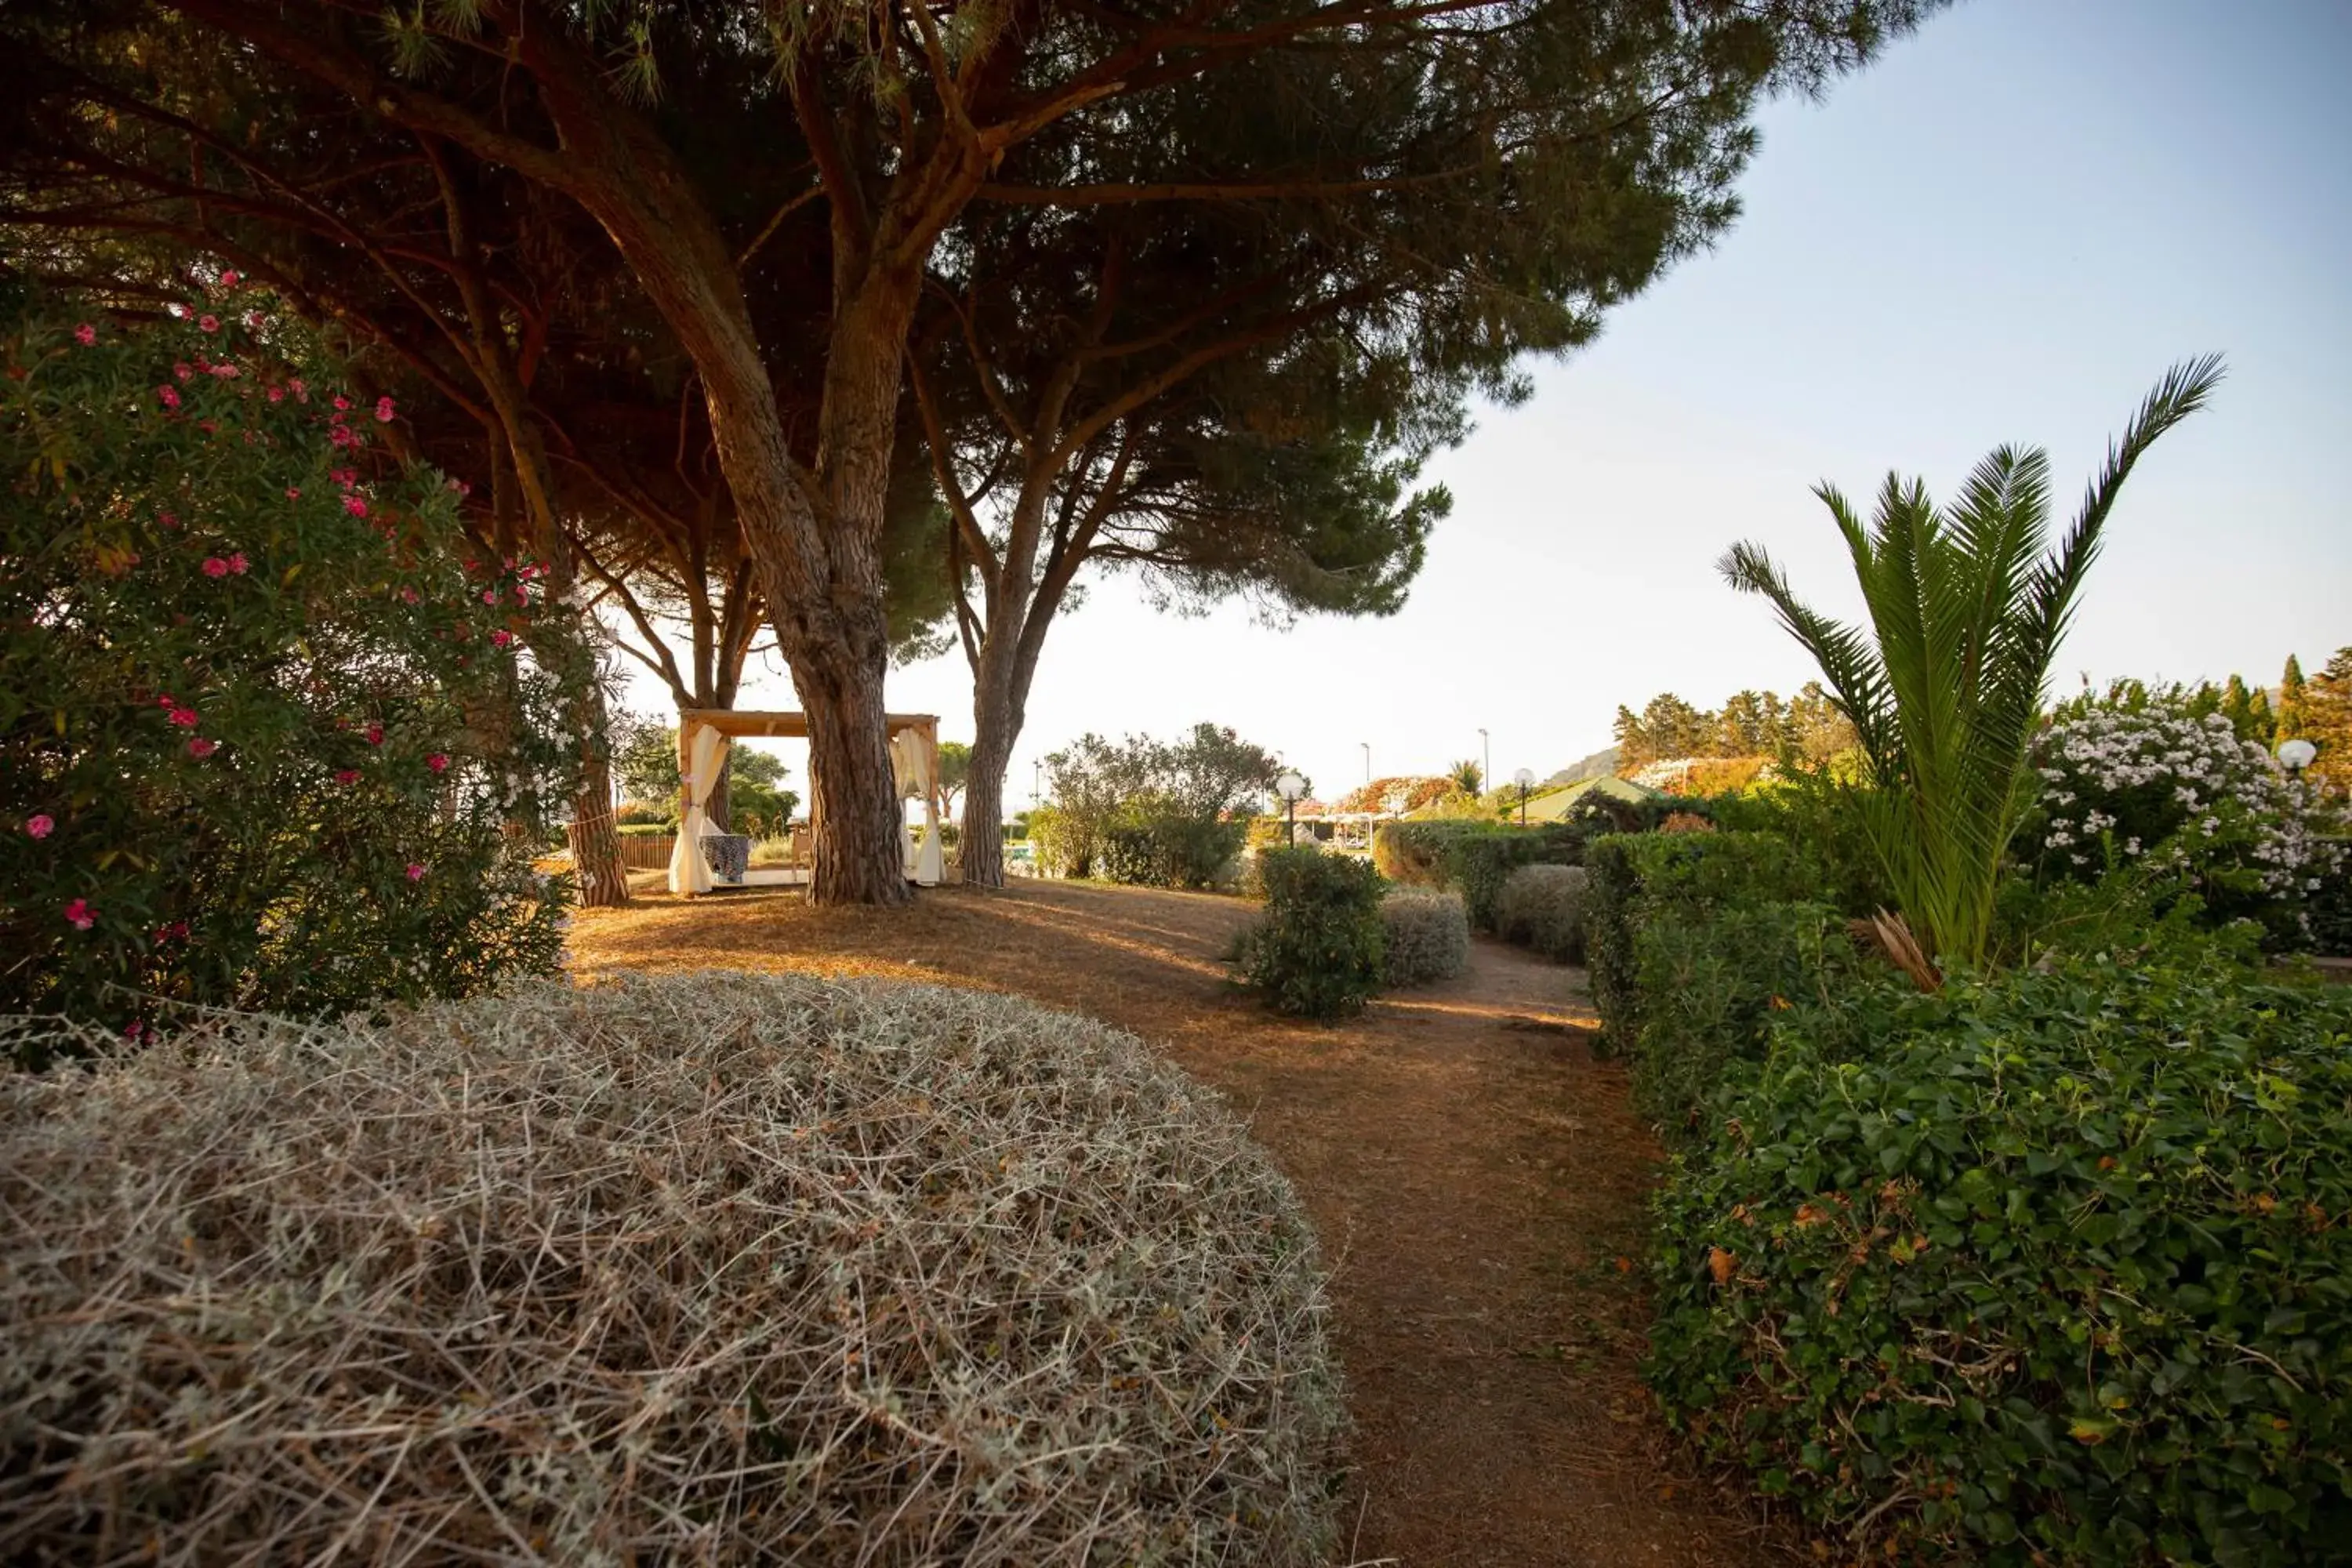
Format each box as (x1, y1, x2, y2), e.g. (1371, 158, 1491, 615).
(572, 877, 1786, 1566)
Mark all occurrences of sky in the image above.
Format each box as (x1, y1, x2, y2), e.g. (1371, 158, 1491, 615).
(620, 0, 2352, 807)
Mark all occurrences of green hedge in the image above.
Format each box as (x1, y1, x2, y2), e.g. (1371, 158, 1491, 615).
(1373, 821, 1585, 931)
(1584, 831, 1824, 1058)
(1240, 848, 1385, 1018)
(1100, 817, 1247, 891)
(1648, 955, 2352, 1565)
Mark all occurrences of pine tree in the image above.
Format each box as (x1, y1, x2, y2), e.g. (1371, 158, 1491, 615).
(2304, 648, 2352, 798)
(2278, 655, 2311, 742)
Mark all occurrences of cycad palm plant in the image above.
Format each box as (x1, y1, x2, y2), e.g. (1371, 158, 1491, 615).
(1720, 357, 2224, 975)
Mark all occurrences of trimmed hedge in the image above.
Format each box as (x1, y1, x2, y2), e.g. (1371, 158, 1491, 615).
(1242, 848, 1385, 1018)
(1648, 955, 2352, 1565)
(1373, 821, 1585, 931)
(1494, 864, 1590, 963)
(1584, 831, 1824, 1057)
(1381, 892, 1470, 985)
(1102, 817, 1248, 890)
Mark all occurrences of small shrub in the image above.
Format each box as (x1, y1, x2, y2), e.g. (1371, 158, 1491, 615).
(0, 974, 1347, 1564)
(1373, 820, 1585, 930)
(1648, 955, 2352, 1565)
(1028, 803, 1093, 877)
(1494, 864, 1590, 963)
(1381, 892, 1470, 985)
(1243, 848, 1385, 1018)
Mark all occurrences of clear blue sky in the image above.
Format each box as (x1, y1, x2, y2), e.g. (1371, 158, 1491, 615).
(629, 0, 2352, 804)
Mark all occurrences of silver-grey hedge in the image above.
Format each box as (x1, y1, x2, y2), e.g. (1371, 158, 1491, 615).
(0, 974, 1345, 1566)
(1381, 891, 1472, 985)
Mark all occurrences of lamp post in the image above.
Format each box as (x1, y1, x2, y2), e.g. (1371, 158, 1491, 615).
(1360, 742, 1371, 786)
(1479, 728, 1490, 793)
(1513, 767, 1534, 828)
(1275, 770, 1307, 848)
(1032, 760, 1042, 808)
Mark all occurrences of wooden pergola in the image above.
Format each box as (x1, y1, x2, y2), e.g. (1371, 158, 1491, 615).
(675, 710, 945, 890)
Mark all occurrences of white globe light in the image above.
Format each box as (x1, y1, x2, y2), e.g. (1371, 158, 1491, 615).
(1512, 768, 1535, 787)
(2278, 739, 2318, 771)
(1275, 770, 1307, 801)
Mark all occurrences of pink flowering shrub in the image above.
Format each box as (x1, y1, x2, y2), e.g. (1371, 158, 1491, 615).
(1, 289, 591, 1059)
(2025, 702, 2347, 946)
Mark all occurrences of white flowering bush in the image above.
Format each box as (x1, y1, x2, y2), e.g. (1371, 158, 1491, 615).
(2027, 705, 2344, 941)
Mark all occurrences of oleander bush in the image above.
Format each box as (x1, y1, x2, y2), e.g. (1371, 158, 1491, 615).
(1381, 891, 1470, 985)
(0, 974, 1347, 1565)
(1647, 953, 2352, 1566)
(1101, 815, 1248, 891)
(2024, 703, 2347, 949)
(1241, 848, 1385, 1018)
(1494, 863, 1591, 963)
(1, 288, 587, 1052)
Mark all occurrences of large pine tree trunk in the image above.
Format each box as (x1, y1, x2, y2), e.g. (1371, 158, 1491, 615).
(797, 631, 908, 906)
(568, 739, 630, 908)
(960, 681, 1014, 888)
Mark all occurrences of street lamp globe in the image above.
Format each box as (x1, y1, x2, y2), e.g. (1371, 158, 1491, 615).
(1512, 768, 1534, 788)
(1273, 770, 1308, 848)
(2279, 738, 2318, 772)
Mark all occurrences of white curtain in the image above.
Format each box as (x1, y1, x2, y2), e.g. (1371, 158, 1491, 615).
(891, 731, 945, 887)
(666, 724, 731, 895)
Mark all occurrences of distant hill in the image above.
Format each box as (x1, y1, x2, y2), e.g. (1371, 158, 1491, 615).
(1544, 746, 1619, 787)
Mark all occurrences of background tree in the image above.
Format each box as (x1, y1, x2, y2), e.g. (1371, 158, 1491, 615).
(2277, 654, 2311, 743)
(898, 0, 1936, 884)
(2303, 648, 2352, 799)
(1446, 760, 1485, 797)
(1721, 358, 2223, 974)
(938, 742, 973, 825)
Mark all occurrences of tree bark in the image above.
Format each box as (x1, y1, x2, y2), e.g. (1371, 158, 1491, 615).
(568, 685, 630, 907)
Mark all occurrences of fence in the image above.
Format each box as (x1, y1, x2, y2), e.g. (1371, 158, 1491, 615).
(615, 833, 676, 871)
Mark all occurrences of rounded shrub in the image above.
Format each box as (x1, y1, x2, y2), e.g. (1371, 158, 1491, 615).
(1, 289, 588, 1051)
(1648, 956, 2352, 1565)
(1494, 863, 1591, 962)
(0, 973, 1346, 1565)
(1381, 891, 1470, 985)
(1243, 847, 1385, 1018)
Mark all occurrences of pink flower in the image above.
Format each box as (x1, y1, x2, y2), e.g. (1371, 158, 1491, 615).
(285, 485, 301, 499)
(157, 385, 180, 408)
(227, 553, 249, 575)
(481, 589, 499, 605)
(243, 311, 263, 329)
(399, 587, 420, 605)
(490, 630, 514, 648)
(175, 362, 194, 381)
(374, 396, 396, 423)
(426, 752, 448, 773)
(168, 707, 200, 728)
(288, 377, 307, 401)
(123, 1020, 145, 1040)
(330, 468, 357, 488)
(405, 862, 426, 882)
(335, 768, 361, 785)
(209, 363, 238, 379)
(332, 395, 350, 412)
(154, 693, 176, 708)
(187, 737, 217, 758)
(64, 898, 94, 931)
(447, 478, 471, 497)
(267, 386, 285, 404)
(159, 511, 180, 529)
(73, 323, 95, 346)
(220, 269, 241, 288)
(343, 495, 368, 518)
(365, 723, 384, 746)
(198, 314, 220, 333)
(201, 557, 230, 578)
(24, 814, 53, 839)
